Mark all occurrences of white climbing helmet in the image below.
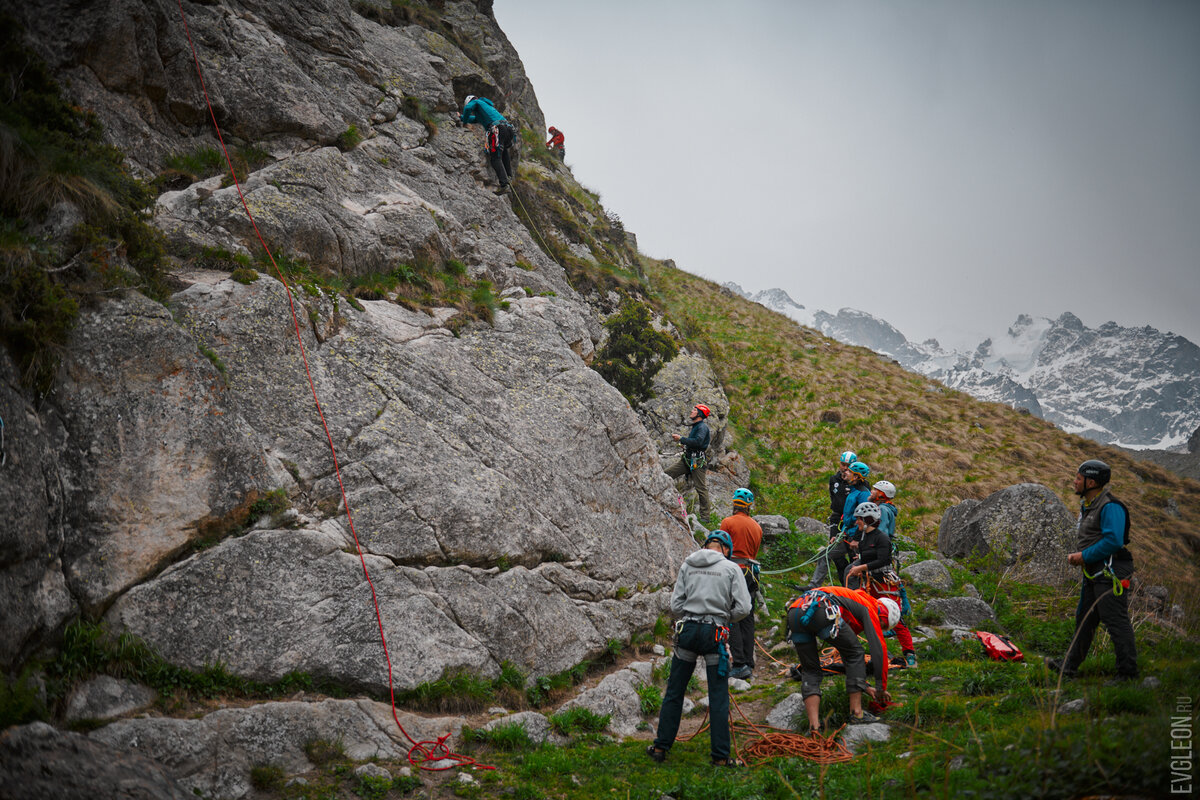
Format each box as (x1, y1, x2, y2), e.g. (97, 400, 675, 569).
(878, 598, 901, 631)
(853, 501, 881, 521)
(872, 480, 896, 499)
(464, 94, 476, 106)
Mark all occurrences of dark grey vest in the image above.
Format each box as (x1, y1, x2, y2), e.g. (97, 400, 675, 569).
(1076, 488, 1131, 561)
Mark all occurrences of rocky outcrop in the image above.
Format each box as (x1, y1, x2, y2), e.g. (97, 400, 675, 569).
(0, 354, 76, 671)
(89, 699, 462, 799)
(937, 484, 1076, 586)
(0, 722, 192, 800)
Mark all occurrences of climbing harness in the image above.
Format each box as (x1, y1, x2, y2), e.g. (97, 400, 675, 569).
(1082, 555, 1127, 597)
(173, 0, 490, 772)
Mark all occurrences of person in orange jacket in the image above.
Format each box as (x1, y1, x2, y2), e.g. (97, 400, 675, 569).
(785, 586, 899, 730)
(720, 488, 763, 680)
(546, 125, 565, 160)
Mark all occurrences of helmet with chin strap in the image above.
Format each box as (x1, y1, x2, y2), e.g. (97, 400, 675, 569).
(704, 530, 733, 555)
(732, 488, 755, 508)
(1077, 459, 1111, 487)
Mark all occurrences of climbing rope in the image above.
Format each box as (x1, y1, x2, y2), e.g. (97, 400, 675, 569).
(173, 0, 490, 772)
(760, 531, 844, 576)
(679, 690, 854, 765)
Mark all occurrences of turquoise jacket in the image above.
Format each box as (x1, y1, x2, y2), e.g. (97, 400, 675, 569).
(461, 97, 506, 128)
(878, 502, 897, 539)
(841, 486, 872, 534)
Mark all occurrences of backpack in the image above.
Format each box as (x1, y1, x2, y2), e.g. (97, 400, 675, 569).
(975, 631, 1023, 662)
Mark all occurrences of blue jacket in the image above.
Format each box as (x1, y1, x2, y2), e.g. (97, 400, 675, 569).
(841, 486, 872, 534)
(1080, 501, 1129, 565)
(461, 97, 506, 128)
(878, 502, 898, 539)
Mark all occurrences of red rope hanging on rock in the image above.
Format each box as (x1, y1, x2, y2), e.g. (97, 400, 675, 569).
(172, 0, 491, 772)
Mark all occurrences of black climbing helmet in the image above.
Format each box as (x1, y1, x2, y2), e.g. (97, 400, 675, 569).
(1077, 459, 1111, 487)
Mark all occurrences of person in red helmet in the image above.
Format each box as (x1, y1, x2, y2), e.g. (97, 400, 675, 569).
(546, 125, 565, 160)
(666, 404, 712, 521)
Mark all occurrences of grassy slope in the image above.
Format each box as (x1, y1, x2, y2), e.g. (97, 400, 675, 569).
(643, 258, 1200, 607)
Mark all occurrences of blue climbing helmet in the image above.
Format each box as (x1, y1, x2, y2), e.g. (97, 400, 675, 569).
(839, 450, 858, 466)
(848, 461, 870, 479)
(732, 488, 755, 508)
(704, 530, 733, 555)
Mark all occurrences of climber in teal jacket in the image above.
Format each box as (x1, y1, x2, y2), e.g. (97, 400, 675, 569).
(459, 95, 515, 194)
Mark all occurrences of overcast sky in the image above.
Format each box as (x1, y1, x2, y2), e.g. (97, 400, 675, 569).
(494, 0, 1200, 351)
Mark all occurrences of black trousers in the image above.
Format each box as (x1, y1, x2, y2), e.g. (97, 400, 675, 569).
(1064, 562, 1138, 677)
(486, 123, 514, 186)
(729, 571, 758, 668)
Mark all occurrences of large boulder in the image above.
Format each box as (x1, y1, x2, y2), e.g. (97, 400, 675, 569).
(936, 484, 1076, 585)
(64, 676, 157, 723)
(89, 699, 461, 800)
(0, 722, 192, 800)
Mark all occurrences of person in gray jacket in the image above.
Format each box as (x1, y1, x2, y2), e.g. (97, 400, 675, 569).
(647, 531, 753, 767)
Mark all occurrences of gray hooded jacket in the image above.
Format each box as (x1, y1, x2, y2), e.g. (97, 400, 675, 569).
(670, 548, 753, 627)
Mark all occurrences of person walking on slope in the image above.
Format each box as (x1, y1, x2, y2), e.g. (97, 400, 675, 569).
(812, 460, 872, 586)
(786, 586, 899, 729)
(459, 95, 515, 194)
(546, 125, 565, 159)
(1048, 460, 1139, 682)
(648, 531, 752, 767)
(720, 488, 763, 681)
(666, 404, 713, 521)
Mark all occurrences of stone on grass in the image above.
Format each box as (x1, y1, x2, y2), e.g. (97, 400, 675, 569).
(840, 723, 890, 754)
(794, 517, 828, 536)
(900, 560, 953, 592)
(764, 694, 806, 731)
(925, 597, 996, 629)
(64, 676, 156, 723)
(754, 515, 790, 542)
(1058, 698, 1087, 715)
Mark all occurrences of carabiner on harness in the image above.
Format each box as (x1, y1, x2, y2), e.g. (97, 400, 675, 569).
(1082, 555, 1125, 597)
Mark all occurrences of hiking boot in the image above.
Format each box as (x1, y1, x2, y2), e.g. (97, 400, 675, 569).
(848, 709, 880, 725)
(1045, 658, 1077, 679)
(904, 651, 918, 668)
(730, 664, 753, 680)
(711, 756, 744, 767)
(788, 665, 803, 681)
(494, 184, 509, 195)
(646, 745, 666, 763)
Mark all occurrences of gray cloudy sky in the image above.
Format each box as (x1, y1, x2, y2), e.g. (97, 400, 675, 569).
(494, 0, 1200, 351)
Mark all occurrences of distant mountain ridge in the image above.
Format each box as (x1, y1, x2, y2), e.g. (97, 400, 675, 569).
(724, 283, 1200, 450)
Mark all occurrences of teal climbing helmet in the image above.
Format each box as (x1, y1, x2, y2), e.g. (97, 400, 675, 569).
(732, 488, 755, 507)
(848, 461, 870, 478)
(839, 450, 858, 465)
(704, 530, 733, 555)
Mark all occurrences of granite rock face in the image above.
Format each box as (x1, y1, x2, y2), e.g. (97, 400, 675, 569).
(0, 722, 192, 800)
(89, 699, 462, 799)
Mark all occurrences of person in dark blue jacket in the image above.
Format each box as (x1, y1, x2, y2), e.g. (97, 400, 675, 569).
(1049, 460, 1138, 681)
(666, 404, 712, 521)
(811, 461, 872, 586)
(459, 95, 515, 194)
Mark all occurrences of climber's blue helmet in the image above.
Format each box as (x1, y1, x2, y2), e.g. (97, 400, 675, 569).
(848, 461, 870, 479)
(732, 488, 754, 508)
(839, 450, 858, 466)
(704, 531, 733, 556)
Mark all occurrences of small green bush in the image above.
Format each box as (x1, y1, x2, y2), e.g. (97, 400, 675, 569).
(591, 299, 679, 404)
(636, 682, 662, 716)
(338, 124, 363, 151)
(249, 764, 285, 792)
